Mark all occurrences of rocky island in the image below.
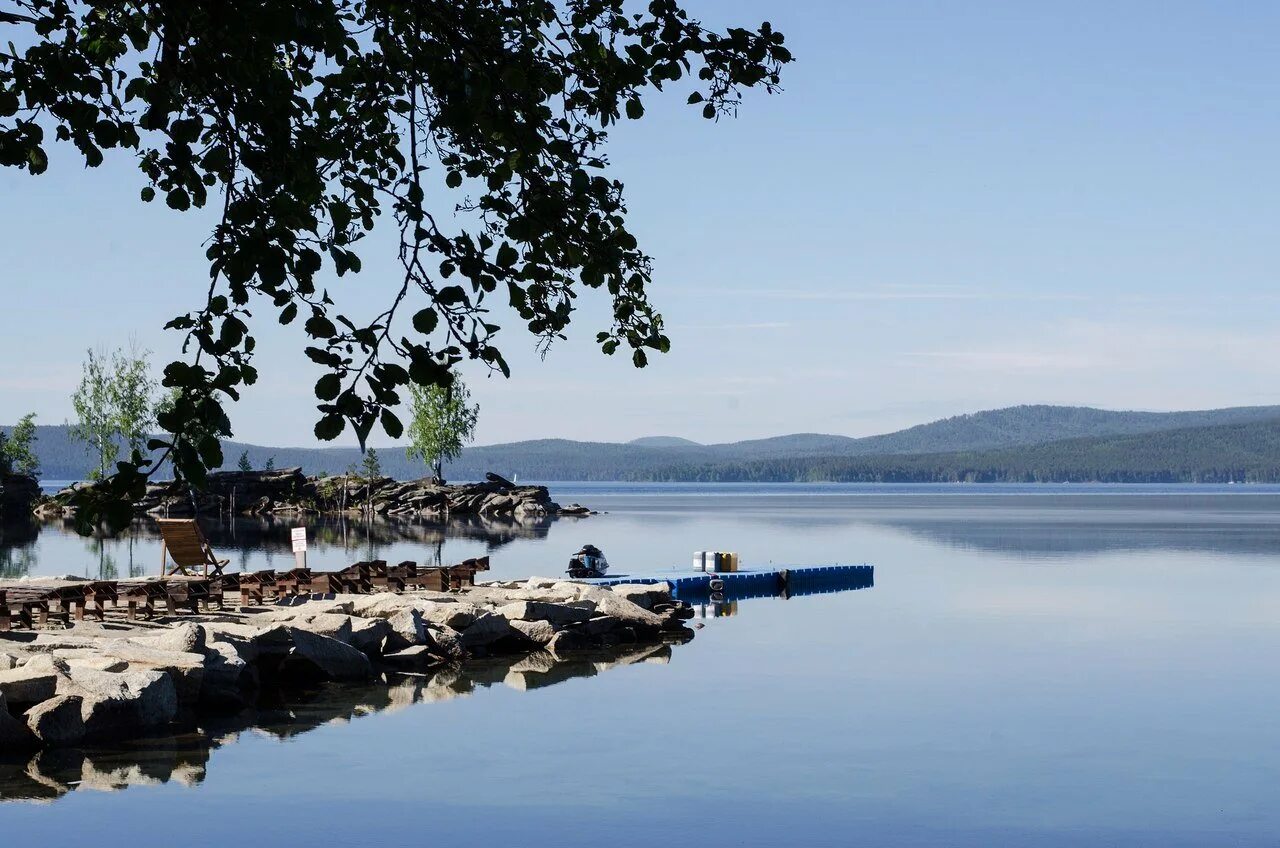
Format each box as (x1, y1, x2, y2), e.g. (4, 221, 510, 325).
(38, 468, 592, 522)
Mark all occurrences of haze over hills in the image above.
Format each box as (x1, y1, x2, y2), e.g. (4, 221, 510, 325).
(9, 403, 1280, 483)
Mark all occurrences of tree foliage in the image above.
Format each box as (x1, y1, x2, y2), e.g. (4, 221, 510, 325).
(71, 345, 159, 480)
(406, 379, 479, 482)
(4, 413, 40, 477)
(111, 342, 159, 455)
(70, 347, 120, 480)
(0, 0, 791, 530)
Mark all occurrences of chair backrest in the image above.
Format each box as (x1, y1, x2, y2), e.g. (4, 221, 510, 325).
(157, 519, 217, 572)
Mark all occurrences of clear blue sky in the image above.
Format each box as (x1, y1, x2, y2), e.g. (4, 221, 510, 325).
(3, 1, 1278, 447)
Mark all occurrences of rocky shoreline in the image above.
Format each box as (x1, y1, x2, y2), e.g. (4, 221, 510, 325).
(38, 468, 592, 522)
(0, 579, 692, 751)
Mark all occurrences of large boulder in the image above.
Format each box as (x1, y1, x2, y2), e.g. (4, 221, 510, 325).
(415, 600, 482, 630)
(0, 699, 36, 749)
(63, 668, 178, 737)
(283, 628, 373, 681)
(384, 609, 427, 652)
(25, 695, 85, 746)
(293, 613, 355, 645)
(556, 583, 667, 629)
(459, 612, 520, 648)
(134, 622, 206, 655)
(202, 642, 252, 707)
(97, 642, 205, 706)
(349, 617, 392, 657)
(423, 625, 467, 661)
(508, 619, 556, 646)
(0, 655, 63, 705)
(608, 583, 673, 610)
(496, 600, 593, 626)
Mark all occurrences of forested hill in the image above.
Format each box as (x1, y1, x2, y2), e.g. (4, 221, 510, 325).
(10, 403, 1280, 482)
(635, 419, 1280, 484)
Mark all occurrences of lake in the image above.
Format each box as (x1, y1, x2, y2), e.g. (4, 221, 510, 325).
(3, 482, 1280, 846)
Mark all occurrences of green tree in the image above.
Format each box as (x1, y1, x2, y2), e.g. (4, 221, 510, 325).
(265, 456, 276, 472)
(237, 451, 252, 473)
(5, 413, 40, 477)
(0, 1, 791, 528)
(111, 342, 158, 455)
(0, 430, 10, 475)
(71, 347, 119, 480)
(406, 380, 479, 483)
(360, 447, 383, 514)
(72, 346, 159, 481)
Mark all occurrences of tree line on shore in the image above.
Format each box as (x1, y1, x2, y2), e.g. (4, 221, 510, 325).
(623, 419, 1280, 484)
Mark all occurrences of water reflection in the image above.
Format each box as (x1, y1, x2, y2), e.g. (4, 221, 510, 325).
(0, 642, 682, 804)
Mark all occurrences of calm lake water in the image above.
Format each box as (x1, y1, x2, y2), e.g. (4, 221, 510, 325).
(4, 482, 1280, 846)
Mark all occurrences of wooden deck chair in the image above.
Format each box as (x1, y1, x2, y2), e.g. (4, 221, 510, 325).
(157, 519, 229, 577)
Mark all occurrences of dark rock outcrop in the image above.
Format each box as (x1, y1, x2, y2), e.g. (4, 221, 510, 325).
(0, 473, 40, 525)
(47, 469, 591, 521)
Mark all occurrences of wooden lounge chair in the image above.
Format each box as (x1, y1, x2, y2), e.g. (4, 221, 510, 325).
(157, 518, 229, 577)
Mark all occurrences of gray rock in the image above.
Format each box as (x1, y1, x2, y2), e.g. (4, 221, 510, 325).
(349, 616, 391, 656)
(582, 615, 624, 636)
(424, 624, 468, 661)
(497, 600, 593, 626)
(285, 628, 373, 680)
(460, 612, 520, 648)
(294, 613, 355, 644)
(384, 609, 427, 652)
(0, 658, 62, 705)
(135, 622, 206, 655)
(25, 694, 85, 746)
(0, 652, 20, 671)
(508, 619, 557, 646)
(97, 642, 205, 706)
(415, 600, 481, 630)
(0, 702, 36, 749)
(201, 641, 251, 706)
(66, 656, 130, 673)
(67, 668, 178, 737)
(546, 628, 592, 655)
(380, 645, 437, 669)
(609, 582, 672, 610)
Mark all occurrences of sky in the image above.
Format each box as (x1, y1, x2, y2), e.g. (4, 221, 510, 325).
(2, 0, 1279, 448)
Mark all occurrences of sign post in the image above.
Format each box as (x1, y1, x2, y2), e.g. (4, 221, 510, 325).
(291, 527, 307, 570)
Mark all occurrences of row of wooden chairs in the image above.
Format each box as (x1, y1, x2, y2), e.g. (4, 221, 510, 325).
(0, 556, 491, 630)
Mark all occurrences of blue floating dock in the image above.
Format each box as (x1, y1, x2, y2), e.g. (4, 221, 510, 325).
(577, 564, 874, 603)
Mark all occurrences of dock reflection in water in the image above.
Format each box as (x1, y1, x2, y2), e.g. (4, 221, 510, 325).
(0, 641, 681, 804)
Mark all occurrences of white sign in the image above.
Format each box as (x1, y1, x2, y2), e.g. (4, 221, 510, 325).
(291, 528, 307, 553)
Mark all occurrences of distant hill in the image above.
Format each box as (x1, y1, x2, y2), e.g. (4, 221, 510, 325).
(10, 403, 1280, 482)
(638, 418, 1280, 484)
(628, 436, 702, 448)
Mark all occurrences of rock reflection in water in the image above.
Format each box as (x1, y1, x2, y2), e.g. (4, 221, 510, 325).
(0, 641, 679, 804)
